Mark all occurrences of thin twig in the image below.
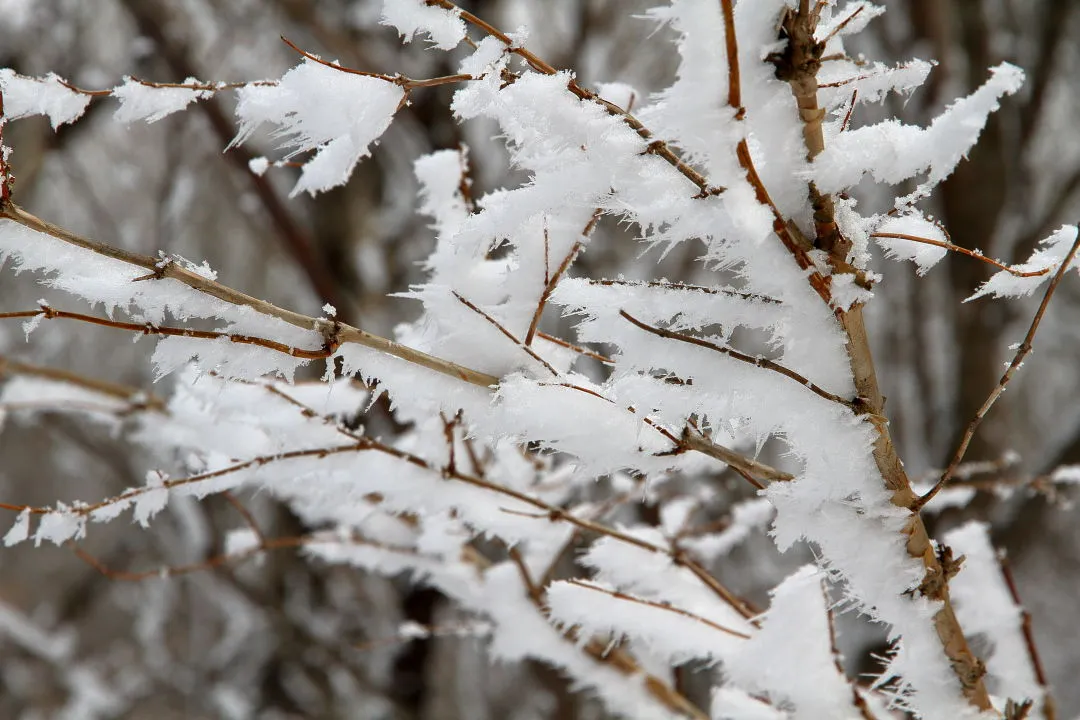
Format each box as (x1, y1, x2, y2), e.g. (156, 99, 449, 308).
(506, 541, 709, 719)
(280, 35, 473, 90)
(424, 0, 723, 198)
(997, 552, 1057, 720)
(679, 428, 793, 483)
(620, 310, 854, 408)
(0, 355, 166, 411)
(565, 579, 751, 639)
(919, 230, 1080, 508)
(6, 305, 335, 360)
(526, 209, 602, 346)
(451, 291, 558, 375)
(823, 582, 881, 720)
(872, 232, 1051, 278)
(0, 203, 500, 387)
(221, 491, 267, 547)
(69, 533, 426, 582)
(535, 331, 614, 365)
(587, 278, 780, 304)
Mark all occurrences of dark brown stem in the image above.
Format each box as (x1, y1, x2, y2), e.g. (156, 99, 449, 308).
(920, 230, 1080, 508)
(620, 309, 853, 407)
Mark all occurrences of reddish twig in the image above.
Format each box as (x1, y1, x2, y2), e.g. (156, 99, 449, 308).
(0, 355, 166, 411)
(564, 579, 751, 639)
(4, 305, 335, 360)
(919, 230, 1080, 508)
(872, 232, 1051, 278)
(451, 290, 558, 375)
(280, 35, 474, 91)
(424, 0, 723, 198)
(619, 309, 854, 407)
(997, 552, 1057, 720)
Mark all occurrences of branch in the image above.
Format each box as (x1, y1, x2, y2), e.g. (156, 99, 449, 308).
(587, 278, 780, 305)
(564, 579, 751, 639)
(0, 203, 500, 388)
(6, 304, 337, 360)
(69, 532, 428, 581)
(424, 0, 723, 198)
(116, 0, 352, 322)
(526, 209, 601, 346)
(997, 552, 1057, 720)
(279, 35, 474, 92)
(619, 309, 854, 408)
(508, 548, 709, 719)
(0, 354, 166, 412)
(775, 2, 995, 708)
(872, 232, 1051, 278)
(679, 428, 793, 483)
(919, 230, 1080, 508)
(451, 290, 557, 375)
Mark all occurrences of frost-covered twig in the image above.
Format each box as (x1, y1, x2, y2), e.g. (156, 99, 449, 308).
(563, 579, 751, 640)
(424, 0, 723, 197)
(6, 304, 338, 360)
(920, 229, 1080, 508)
(509, 551, 710, 719)
(0, 203, 501, 387)
(620, 309, 854, 407)
(451, 291, 557, 375)
(871, 232, 1052, 278)
(0, 355, 165, 412)
(70, 532, 433, 581)
(525, 210, 600, 346)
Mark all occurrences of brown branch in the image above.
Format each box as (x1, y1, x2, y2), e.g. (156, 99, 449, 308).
(117, 0, 353, 322)
(823, 583, 881, 720)
(69, 533, 425, 582)
(424, 0, 723, 198)
(719, 0, 742, 117)
(0, 204, 500, 387)
(679, 427, 793, 483)
(872, 232, 1051, 278)
(565, 579, 751, 640)
(507, 543, 709, 719)
(221, 491, 267, 547)
(587, 278, 780, 305)
(775, 2, 994, 708)
(5, 429, 753, 620)
(821, 5, 866, 43)
(535, 331, 614, 365)
(997, 552, 1057, 720)
(6, 305, 336, 360)
(920, 230, 1080, 508)
(526, 239, 582, 346)
(0, 355, 166, 411)
(526, 209, 601, 346)
(280, 35, 474, 91)
(451, 291, 557, 375)
(620, 309, 853, 407)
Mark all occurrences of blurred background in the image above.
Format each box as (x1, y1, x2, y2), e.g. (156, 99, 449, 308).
(1, 0, 1079, 717)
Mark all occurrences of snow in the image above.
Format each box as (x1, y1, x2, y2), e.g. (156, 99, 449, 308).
(112, 77, 214, 124)
(725, 566, 857, 719)
(874, 213, 950, 275)
(0, 70, 92, 128)
(231, 60, 404, 196)
(946, 522, 1044, 710)
(814, 63, 1024, 195)
(381, 0, 466, 51)
(967, 225, 1080, 301)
